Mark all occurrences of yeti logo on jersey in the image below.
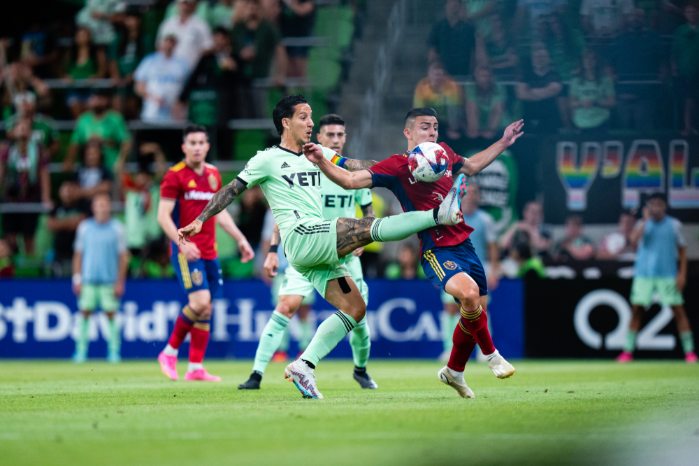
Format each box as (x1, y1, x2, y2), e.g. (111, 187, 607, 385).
(281, 162, 290, 169)
(443, 261, 457, 270)
(281, 171, 321, 188)
(191, 269, 203, 286)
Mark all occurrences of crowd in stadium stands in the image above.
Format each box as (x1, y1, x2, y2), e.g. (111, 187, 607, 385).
(0, 0, 696, 281)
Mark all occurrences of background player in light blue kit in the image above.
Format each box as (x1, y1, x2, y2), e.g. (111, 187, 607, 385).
(617, 193, 696, 364)
(72, 193, 129, 363)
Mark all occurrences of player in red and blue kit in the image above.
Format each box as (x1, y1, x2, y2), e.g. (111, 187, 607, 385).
(156, 125, 254, 381)
(312, 108, 524, 398)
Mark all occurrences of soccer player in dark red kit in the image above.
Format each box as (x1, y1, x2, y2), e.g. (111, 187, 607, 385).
(304, 108, 523, 398)
(157, 125, 255, 381)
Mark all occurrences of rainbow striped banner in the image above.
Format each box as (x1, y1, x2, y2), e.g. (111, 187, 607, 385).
(601, 141, 623, 178)
(668, 140, 699, 208)
(556, 142, 600, 210)
(622, 140, 664, 207)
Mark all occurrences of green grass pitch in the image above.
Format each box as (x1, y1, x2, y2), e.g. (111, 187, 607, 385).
(1, 359, 698, 466)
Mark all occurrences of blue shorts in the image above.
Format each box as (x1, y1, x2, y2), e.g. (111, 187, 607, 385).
(171, 254, 223, 298)
(421, 240, 488, 304)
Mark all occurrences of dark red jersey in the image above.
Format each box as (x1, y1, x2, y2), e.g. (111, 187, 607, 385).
(368, 142, 474, 255)
(160, 161, 222, 260)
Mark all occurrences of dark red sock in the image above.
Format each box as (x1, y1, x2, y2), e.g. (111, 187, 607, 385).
(189, 320, 211, 364)
(168, 314, 194, 349)
(447, 321, 478, 372)
(459, 305, 495, 355)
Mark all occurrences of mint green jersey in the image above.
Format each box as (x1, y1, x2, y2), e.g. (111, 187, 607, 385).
(237, 145, 336, 242)
(320, 173, 372, 220)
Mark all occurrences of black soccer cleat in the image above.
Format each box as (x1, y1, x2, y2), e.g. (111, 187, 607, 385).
(353, 368, 378, 389)
(238, 372, 262, 390)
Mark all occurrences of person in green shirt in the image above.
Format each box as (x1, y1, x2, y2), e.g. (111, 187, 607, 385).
(465, 65, 510, 140)
(112, 11, 145, 120)
(63, 89, 132, 173)
(5, 91, 60, 157)
(208, 0, 237, 30)
(672, 5, 699, 136)
(569, 50, 616, 132)
(62, 27, 108, 119)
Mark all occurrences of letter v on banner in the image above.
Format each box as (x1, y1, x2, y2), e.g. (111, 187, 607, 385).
(556, 141, 600, 210)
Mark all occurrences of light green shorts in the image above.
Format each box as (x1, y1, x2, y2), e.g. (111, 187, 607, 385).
(274, 267, 317, 306)
(630, 277, 684, 307)
(283, 218, 350, 299)
(79, 284, 119, 312)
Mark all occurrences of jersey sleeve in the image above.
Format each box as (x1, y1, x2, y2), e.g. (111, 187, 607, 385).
(354, 188, 373, 209)
(160, 170, 181, 199)
(237, 153, 268, 187)
(439, 142, 465, 172)
(73, 221, 87, 252)
(320, 146, 337, 161)
(672, 218, 687, 247)
(114, 220, 128, 253)
(367, 157, 401, 189)
(133, 54, 152, 82)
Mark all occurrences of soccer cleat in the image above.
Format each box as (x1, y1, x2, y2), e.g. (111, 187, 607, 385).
(685, 352, 697, 364)
(157, 352, 179, 381)
(271, 350, 288, 363)
(486, 350, 516, 379)
(455, 173, 468, 199)
(616, 351, 633, 363)
(438, 366, 475, 399)
(435, 175, 465, 226)
(185, 368, 221, 381)
(238, 373, 262, 390)
(284, 360, 323, 399)
(353, 370, 378, 389)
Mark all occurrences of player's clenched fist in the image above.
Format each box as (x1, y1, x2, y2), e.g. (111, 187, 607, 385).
(178, 219, 203, 244)
(302, 143, 324, 164)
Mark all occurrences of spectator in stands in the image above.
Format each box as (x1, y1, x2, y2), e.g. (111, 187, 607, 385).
(73, 140, 114, 201)
(597, 209, 637, 260)
(237, 185, 268, 254)
(516, 44, 563, 134)
(179, 27, 239, 127)
(610, 9, 662, 132)
(500, 200, 553, 256)
(280, 0, 316, 78)
(462, 183, 501, 289)
(510, 233, 547, 278)
(554, 215, 595, 261)
(62, 27, 108, 119)
(5, 91, 60, 158)
(385, 244, 420, 280)
(112, 10, 145, 120)
(413, 61, 463, 141)
(75, 0, 126, 54)
(465, 65, 509, 140)
(63, 89, 132, 172)
(209, 0, 238, 30)
(672, 4, 699, 136)
(0, 117, 51, 256)
(19, 22, 59, 79)
(47, 181, 91, 277)
(134, 34, 190, 123)
(515, 0, 565, 39)
(0, 239, 14, 278)
(157, 0, 214, 69)
(428, 0, 477, 78)
(580, 0, 634, 39)
(231, 0, 288, 117)
(163, 0, 211, 22)
(0, 62, 50, 119)
(475, 14, 519, 79)
(569, 50, 616, 133)
(462, 0, 497, 40)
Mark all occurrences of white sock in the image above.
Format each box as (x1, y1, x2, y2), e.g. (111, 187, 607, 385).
(485, 349, 500, 362)
(447, 367, 464, 380)
(163, 344, 178, 356)
(188, 362, 203, 371)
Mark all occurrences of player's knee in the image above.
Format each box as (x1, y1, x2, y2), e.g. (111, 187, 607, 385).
(276, 302, 296, 318)
(200, 303, 213, 320)
(457, 287, 480, 310)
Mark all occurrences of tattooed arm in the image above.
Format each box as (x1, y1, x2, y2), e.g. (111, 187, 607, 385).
(361, 203, 375, 219)
(343, 158, 379, 172)
(302, 143, 374, 189)
(177, 177, 248, 244)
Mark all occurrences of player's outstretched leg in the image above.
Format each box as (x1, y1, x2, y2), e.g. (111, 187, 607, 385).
(438, 320, 477, 398)
(351, 317, 377, 389)
(239, 310, 292, 389)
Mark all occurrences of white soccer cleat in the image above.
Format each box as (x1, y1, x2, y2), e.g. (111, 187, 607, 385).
(486, 350, 516, 379)
(436, 175, 465, 226)
(284, 359, 323, 399)
(438, 366, 475, 399)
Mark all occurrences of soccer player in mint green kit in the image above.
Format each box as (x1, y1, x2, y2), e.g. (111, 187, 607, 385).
(178, 95, 465, 399)
(72, 193, 129, 363)
(617, 193, 696, 363)
(238, 113, 378, 391)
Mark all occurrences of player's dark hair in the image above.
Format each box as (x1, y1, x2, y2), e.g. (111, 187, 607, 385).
(318, 114, 345, 130)
(182, 125, 209, 142)
(648, 192, 667, 204)
(273, 94, 308, 136)
(404, 107, 438, 127)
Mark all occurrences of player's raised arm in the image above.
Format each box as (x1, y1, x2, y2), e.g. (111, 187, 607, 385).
(302, 143, 374, 190)
(456, 120, 524, 177)
(177, 178, 248, 243)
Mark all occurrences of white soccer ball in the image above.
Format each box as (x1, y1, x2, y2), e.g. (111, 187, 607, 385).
(408, 142, 449, 183)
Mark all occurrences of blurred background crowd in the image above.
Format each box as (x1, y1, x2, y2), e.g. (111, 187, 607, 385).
(0, 0, 697, 282)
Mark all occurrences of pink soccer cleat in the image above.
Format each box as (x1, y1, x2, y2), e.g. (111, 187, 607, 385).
(185, 368, 221, 381)
(685, 352, 698, 364)
(158, 352, 179, 380)
(616, 351, 633, 363)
